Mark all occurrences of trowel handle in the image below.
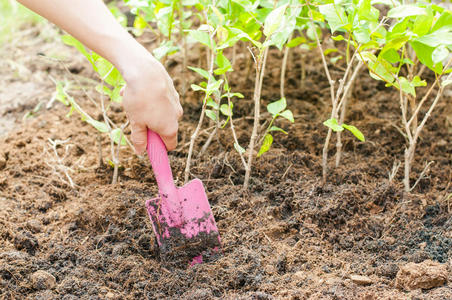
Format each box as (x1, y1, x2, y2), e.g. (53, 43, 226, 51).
(146, 129, 177, 195)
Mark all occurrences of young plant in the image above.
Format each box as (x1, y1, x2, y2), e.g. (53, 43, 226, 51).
(257, 97, 294, 157)
(309, 0, 368, 184)
(57, 35, 131, 184)
(239, 1, 298, 189)
(184, 2, 245, 182)
(318, 0, 452, 191)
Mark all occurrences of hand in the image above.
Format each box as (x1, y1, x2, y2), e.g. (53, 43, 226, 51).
(121, 55, 183, 154)
(16, 0, 182, 153)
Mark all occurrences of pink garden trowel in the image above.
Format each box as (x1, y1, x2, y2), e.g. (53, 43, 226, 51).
(145, 129, 221, 266)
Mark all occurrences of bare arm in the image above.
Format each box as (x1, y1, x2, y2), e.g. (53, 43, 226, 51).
(17, 0, 182, 152)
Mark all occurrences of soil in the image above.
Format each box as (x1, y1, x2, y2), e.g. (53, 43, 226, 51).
(1, 21, 452, 299)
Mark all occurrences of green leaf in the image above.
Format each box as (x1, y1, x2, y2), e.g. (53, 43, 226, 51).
(393, 76, 426, 97)
(381, 48, 400, 64)
(110, 86, 123, 103)
(286, 36, 306, 48)
(358, 0, 372, 21)
(206, 79, 223, 95)
(110, 128, 127, 145)
(61, 35, 93, 66)
(263, 4, 288, 37)
(188, 30, 214, 49)
(319, 4, 348, 33)
(388, 5, 427, 19)
(324, 48, 338, 56)
(55, 82, 68, 105)
(412, 13, 434, 36)
(432, 45, 449, 64)
(257, 134, 273, 157)
(86, 119, 109, 133)
(412, 76, 427, 87)
(153, 40, 179, 60)
(323, 118, 344, 132)
(330, 56, 343, 64)
(432, 10, 452, 32)
(267, 97, 286, 116)
(331, 35, 345, 41)
(380, 36, 410, 58)
(220, 103, 233, 117)
(342, 124, 365, 142)
(206, 97, 219, 109)
(205, 109, 217, 121)
(191, 84, 205, 92)
(365, 57, 396, 83)
(410, 41, 443, 74)
(93, 57, 123, 86)
(214, 52, 232, 75)
(222, 92, 244, 99)
(398, 77, 416, 97)
(188, 66, 210, 79)
(306, 24, 322, 41)
(280, 110, 294, 123)
(269, 126, 288, 134)
(414, 27, 452, 48)
(234, 142, 246, 154)
(133, 15, 148, 36)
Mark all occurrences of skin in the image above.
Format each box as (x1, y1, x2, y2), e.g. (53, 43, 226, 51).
(17, 0, 183, 153)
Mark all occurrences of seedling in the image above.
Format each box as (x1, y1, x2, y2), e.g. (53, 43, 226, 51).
(56, 35, 131, 184)
(309, 0, 367, 184)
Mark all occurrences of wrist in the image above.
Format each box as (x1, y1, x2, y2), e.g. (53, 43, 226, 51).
(110, 36, 157, 84)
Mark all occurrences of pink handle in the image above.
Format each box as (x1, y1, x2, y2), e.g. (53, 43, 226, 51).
(146, 129, 177, 196)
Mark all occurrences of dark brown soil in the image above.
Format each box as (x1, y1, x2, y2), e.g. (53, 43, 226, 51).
(1, 29, 451, 299)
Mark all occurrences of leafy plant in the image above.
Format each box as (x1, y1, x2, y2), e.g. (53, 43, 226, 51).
(309, 0, 368, 184)
(258, 97, 294, 157)
(57, 35, 131, 184)
(317, 0, 452, 191)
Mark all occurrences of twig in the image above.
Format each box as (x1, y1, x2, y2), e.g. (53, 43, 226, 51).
(388, 160, 401, 183)
(244, 47, 269, 189)
(280, 33, 293, 99)
(409, 161, 434, 192)
(184, 28, 216, 183)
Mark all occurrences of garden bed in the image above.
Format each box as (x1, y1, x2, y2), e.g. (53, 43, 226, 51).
(1, 20, 452, 300)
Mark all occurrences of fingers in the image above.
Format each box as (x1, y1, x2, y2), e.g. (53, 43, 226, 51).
(130, 121, 148, 155)
(159, 123, 178, 151)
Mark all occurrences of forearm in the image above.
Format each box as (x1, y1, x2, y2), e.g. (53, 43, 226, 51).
(17, 0, 148, 81)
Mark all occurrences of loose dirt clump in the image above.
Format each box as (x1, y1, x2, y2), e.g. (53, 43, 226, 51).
(395, 260, 448, 291)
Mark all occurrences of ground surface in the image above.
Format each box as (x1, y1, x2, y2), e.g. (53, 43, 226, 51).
(1, 17, 452, 300)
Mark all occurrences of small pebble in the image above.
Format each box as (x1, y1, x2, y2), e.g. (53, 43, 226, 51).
(31, 270, 56, 290)
(350, 274, 373, 285)
(27, 219, 43, 233)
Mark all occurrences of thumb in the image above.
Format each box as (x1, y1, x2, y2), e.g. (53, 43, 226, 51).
(130, 122, 148, 155)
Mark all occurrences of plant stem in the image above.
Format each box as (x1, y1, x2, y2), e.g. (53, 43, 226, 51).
(184, 38, 216, 183)
(280, 33, 293, 99)
(197, 126, 217, 158)
(335, 61, 363, 167)
(300, 52, 306, 88)
(97, 133, 103, 168)
(223, 75, 247, 169)
(244, 47, 269, 189)
(402, 68, 451, 191)
(307, 3, 336, 184)
(179, 1, 187, 97)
